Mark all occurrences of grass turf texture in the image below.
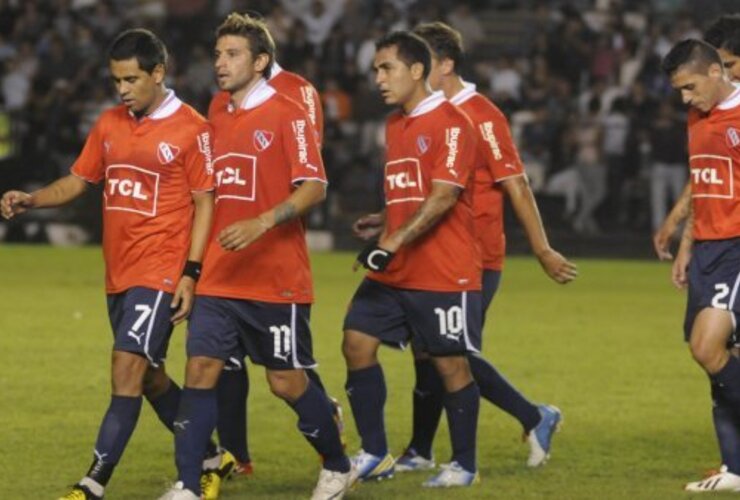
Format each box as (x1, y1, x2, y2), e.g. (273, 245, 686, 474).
(0, 246, 729, 499)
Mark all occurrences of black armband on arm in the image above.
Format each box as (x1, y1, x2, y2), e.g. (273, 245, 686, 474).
(182, 260, 202, 281)
(356, 244, 394, 272)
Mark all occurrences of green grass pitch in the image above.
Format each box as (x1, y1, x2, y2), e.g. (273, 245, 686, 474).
(0, 246, 732, 499)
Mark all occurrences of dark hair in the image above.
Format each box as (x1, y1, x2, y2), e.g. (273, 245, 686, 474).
(413, 22, 464, 70)
(375, 31, 431, 79)
(216, 12, 275, 79)
(108, 29, 167, 73)
(704, 14, 740, 54)
(661, 38, 722, 76)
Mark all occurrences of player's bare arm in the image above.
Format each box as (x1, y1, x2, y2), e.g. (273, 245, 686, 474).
(171, 190, 214, 324)
(382, 181, 460, 252)
(218, 179, 326, 251)
(672, 202, 694, 290)
(502, 175, 577, 284)
(653, 182, 691, 261)
(352, 211, 386, 240)
(1, 174, 87, 219)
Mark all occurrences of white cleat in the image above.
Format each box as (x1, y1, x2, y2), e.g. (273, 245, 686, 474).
(685, 467, 740, 492)
(158, 481, 201, 500)
(395, 448, 436, 472)
(311, 464, 358, 500)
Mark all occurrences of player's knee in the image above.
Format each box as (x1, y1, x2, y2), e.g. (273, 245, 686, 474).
(690, 336, 727, 374)
(143, 366, 170, 399)
(431, 356, 472, 391)
(184, 356, 222, 388)
(267, 370, 307, 402)
(111, 351, 148, 396)
(341, 329, 377, 369)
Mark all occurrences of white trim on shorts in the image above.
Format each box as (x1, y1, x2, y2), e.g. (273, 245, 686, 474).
(290, 303, 317, 370)
(461, 291, 480, 354)
(144, 290, 164, 367)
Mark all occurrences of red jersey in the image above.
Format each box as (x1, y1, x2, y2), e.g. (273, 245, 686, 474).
(368, 92, 481, 292)
(71, 91, 214, 293)
(688, 87, 740, 241)
(451, 82, 525, 270)
(200, 79, 326, 303)
(208, 62, 323, 146)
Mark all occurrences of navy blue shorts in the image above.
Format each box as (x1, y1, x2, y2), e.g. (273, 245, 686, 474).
(684, 238, 740, 342)
(344, 278, 482, 356)
(188, 295, 317, 370)
(107, 287, 175, 367)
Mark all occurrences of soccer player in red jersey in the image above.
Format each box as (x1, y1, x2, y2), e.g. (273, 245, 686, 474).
(342, 31, 482, 487)
(203, 29, 339, 486)
(1, 30, 214, 500)
(662, 39, 740, 492)
(376, 21, 575, 472)
(158, 14, 353, 500)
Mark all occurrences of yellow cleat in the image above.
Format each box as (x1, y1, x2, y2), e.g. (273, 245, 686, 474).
(200, 469, 222, 500)
(58, 484, 102, 500)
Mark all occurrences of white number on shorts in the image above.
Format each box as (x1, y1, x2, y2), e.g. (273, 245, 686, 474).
(127, 304, 153, 344)
(270, 325, 292, 361)
(434, 306, 464, 339)
(712, 283, 731, 309)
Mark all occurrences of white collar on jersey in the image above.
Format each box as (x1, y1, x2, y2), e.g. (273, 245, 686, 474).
(717, 83, 740, 111)
(129, 89, 182, 120)
(270, 61, 283, 79)
(449, 80, 477, 105)
(407, 90, 446, 117)
(232, 78, 276, 111)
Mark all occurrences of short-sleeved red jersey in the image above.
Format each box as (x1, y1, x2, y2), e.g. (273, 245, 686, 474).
(199, 79, 326, 303)
(688, 87, 740, 241)
(71, 91, 214, 294)
(208, 62, 323, 146)
(367, 91, 481, 292)
(451, 82, 525, 270)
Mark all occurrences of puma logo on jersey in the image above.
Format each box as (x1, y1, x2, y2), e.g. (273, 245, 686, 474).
(689, 154, 733, 199)
(292, 119, 309, 164)
(444, 127, 461, 177)
(253, 130, 274, 151)
(480, 121, 503, 160)
(157, 142, 180, 165)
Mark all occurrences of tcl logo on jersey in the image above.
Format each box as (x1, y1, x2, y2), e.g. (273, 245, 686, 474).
(690, 155, 733, 199)
(385, 158, 424, 205)
(253, 130, 274, 152)
(213, 153, 256, 202)
(444, 127, 461, 178)
(157, 142, 180, 165)
(105, 165, 159, 216)
(479, 121, 502, 160)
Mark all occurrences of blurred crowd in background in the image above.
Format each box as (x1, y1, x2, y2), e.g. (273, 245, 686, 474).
(0, 0, 736, 248)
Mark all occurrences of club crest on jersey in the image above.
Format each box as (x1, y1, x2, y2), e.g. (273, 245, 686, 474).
(416, 135, 431, 155)
(253, 130, 274, 152)
(157, 142, 180, 165)
(727, 127, 740, 149)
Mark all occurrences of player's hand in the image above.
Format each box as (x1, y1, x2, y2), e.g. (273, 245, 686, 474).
(171, 276, 195, 325)
(353, 243, 395, 272)
(218, 218, 269, 251)
(672, 246, 691, 290)
(1, 190, 33, 219)
(653, 220, 677, 261)
(537, 248, 578, 284)
(352, 212, 384, 240)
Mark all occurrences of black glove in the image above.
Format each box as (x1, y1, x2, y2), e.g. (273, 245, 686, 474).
(356, 243, 394, 272)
